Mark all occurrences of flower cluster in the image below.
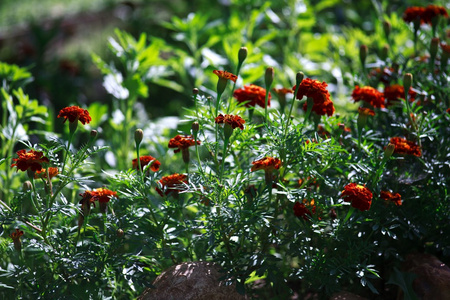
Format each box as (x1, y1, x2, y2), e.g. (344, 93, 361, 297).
(214, 114, 245, 130)
(380, 191, 402, 206)
(132, 155, 161, 172)
(403, 5, 448, 25)
(11, 149, 49, 172)
(294, 78, 335, 116)
(351, 86, 385, 108)
(156, 173, 188, 197)
(341, 183, 373, 211)
(168, 135, 200, 153)
(233, 84, 271, 108)
(57, 106, 92, 125)
(388, 137, 422, 157)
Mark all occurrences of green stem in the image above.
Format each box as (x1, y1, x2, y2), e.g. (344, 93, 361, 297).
(219, 137, 230, 184)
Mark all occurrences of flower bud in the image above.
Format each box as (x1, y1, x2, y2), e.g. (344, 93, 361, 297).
(403, 73, 413, 93)
(383, 20, 391, 39)
(384, 143, 395, 161)
(192, 88, 199, 95)
(430, 37, 439, 60)
(296, 72, 304, 86)
(238, 47, 248, 66)
(22, 180, 32, 192)
(134, 129, 144, 146)
(380, 44, 389, 61)
(265, 67, 274, 89)
(90, 130, 98, 138)
(192, 122, 199, 132)
(117, 229, 124, 238)
(359, 45, 368, 66)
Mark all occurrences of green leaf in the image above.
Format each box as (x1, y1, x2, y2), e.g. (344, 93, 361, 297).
(386, 267, 420, 300)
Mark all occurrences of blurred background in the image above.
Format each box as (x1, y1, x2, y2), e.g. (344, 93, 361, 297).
(0, 0, 443, 121)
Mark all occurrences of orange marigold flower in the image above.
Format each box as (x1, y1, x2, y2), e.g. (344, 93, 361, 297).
(91, 187, 118, 203)
(11, 149, 49, 172)
(251, 157, 282, 172)
(351, 86, 385, 108)
(403, 6, 426, 24)
(156, 173, 188, 197)
(389, 137, 422, 157)
(380, 191, 402, 206)
(358, 107, 375, 116)
(213, 70, 238, 83)
(293, 78, 335, 116)
(341, 183, 373, 212)
(168, 135, 200, 153)
(233, 84, 271, 108)
(422, 5, 448, 24)
(384, 84, 417, 106)
(214, 114, 245, 130)
(132, 155, 161, 172)
(34, 167, 59, 179)
(273, 87, 293, 96)
(57, 106, 91, 125)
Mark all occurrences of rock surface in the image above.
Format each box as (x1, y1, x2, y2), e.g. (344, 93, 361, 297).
(138, 261, 245, 300)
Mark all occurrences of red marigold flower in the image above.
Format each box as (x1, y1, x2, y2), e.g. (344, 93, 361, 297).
(34, 167, 59, 179)
(293, 78, 335, 116)
(91, 188, 118, 203)
(441, 43, 450, 54)
(233, 84, 271, 108)
(168, 135, 200, 154)
(10, 228, 24, 241)
(132, 155, 161, 172)
(351, 86, 385, 108)
(447, 108, 450, 114)
(341, 183, 373, 212)
(388, 137, 422, 157)
(403, 6, 426, 24)
(251, 157, 282, 172)
(214, 114, 245, 130)
(384, 84, 417, 106)
(11, 149, 49, 172)
(293, 201, 313, 221)
(317, 124, 331, 138)
(213, 70, 238, 83)
(156, 173, 188, 197)
(57, 106, 92, 125)
(422, 5, 448, 24)
(10, 228, 24, 252)
(358, 107, 375, 116)
(380, 191, 402, 206)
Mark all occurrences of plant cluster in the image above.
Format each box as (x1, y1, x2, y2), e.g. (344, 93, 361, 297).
(1, 2, 450, 299)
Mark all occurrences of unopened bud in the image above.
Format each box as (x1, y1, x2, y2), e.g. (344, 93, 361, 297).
(90, 130, 98, 138)
(383, 20, 391, 39)
(134, 129, 144, 146)
(117, 229, 124, 238)
(403, 73, 413, 93)
(384, 143, 395, 160)
(22, 180, 32, 192)
(238, 47, 248, 66)
(380, 45, 389, 61)
(192, 88, 199, 95)
(265, 67, 274, 89)
(192, 122, 199, 132)
(360, 45, 368, 66)
(430, 38, 439, 60)
(329, 208, 337, 220)
(296, 72, 304, 86)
